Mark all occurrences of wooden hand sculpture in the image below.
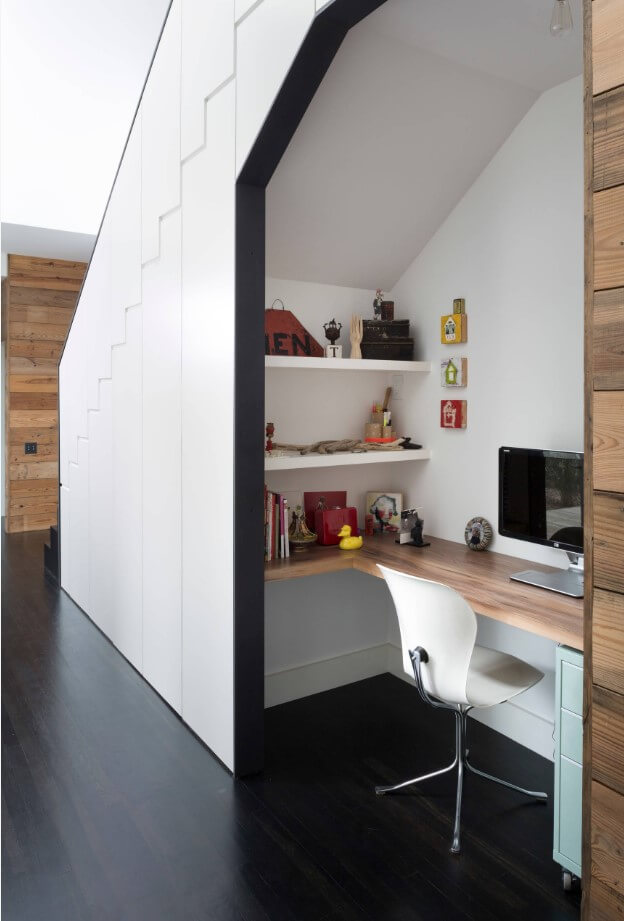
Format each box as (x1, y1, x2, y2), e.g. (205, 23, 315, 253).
(350, 314, 363, 359)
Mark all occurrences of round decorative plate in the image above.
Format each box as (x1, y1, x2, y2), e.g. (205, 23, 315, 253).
(464, 517, 493, 551)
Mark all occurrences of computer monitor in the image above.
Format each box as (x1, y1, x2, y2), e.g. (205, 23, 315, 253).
(499, 446, 584, 597)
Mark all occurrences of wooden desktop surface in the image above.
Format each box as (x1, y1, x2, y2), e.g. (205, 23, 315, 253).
(265, 534, 583, 650)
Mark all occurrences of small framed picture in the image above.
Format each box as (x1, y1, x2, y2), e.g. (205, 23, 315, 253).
(366, 492, 402, 533)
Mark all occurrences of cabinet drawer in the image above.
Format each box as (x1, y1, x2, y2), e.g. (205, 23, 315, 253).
(561, 709, 583, 764)
(594, 392, 624, 492)
(561, 660, 583, 716)
(592, 780, 624, 900)
(594, 492, 624, 594)
(593, 589, 624, 695)
(559, 758, 582, 868)
(594, 187, 624, 291)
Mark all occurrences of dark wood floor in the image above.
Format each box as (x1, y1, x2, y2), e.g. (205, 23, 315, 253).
(2, 529, 580, 921)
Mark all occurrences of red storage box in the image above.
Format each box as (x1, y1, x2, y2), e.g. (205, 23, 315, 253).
(314, 507, 359, 546)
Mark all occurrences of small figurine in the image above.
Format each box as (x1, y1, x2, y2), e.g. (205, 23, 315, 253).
(410, 512, 430, 548)
(350, 313, 363, 359)
(288, 505, 317, 552)
(323, 318, 343, 358)
(265, 422, 275, 452)
(323, 318, 342, 345)
(337, 524, 363, 551)
(365, 514, 375, 537)
(373, 289, 384, 319)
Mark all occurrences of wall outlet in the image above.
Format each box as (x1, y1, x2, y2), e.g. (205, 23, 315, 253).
(389, 373, 404, 401)
(24, 442, 37, 455)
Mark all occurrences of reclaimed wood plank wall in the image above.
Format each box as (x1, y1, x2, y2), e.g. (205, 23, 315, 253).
(4, 255, 86, 533)
(583, 0, 624, 917)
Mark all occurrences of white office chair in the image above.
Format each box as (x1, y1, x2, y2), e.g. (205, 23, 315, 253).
(376, 564, 547, 854)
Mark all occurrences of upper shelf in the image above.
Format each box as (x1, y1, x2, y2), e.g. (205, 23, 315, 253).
(265, 356, 430, 372)
(265, 449, 431, 471)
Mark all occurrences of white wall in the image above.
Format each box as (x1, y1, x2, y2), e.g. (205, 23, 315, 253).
(264, 76, 583, 760)
(59, 0, 316, 772)
(388, 75, 584, 758)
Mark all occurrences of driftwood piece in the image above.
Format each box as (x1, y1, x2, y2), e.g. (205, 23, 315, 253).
(272, 438, 403, 455)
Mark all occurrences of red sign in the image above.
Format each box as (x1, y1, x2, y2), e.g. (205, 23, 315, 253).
(264, 308, 323, 357)
(440, 399, 467, 429)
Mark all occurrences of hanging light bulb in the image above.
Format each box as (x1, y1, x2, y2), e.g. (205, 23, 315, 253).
(550, 0, 573, 36)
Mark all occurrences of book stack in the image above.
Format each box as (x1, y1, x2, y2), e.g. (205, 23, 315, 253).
(264, 487, 290, 561)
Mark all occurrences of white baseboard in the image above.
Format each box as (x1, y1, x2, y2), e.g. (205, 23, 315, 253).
(265, 643, 554, 761)
(265, 643, 388, 708)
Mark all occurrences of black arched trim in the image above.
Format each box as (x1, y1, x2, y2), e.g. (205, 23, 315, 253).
(234, 0, 387, 776)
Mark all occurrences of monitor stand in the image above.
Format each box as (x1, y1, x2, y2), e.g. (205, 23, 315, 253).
(510, 552, 584, 598)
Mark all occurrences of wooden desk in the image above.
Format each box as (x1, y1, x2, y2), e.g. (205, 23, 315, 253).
(265, 534, 583, 650)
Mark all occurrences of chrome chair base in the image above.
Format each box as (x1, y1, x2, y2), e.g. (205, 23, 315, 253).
(374, 649, 548, 854)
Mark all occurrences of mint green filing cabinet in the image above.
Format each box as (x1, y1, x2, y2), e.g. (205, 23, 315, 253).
(553, 645, 583, 889)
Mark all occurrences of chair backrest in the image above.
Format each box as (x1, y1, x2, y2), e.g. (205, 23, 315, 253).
(378, 564, 477, 705)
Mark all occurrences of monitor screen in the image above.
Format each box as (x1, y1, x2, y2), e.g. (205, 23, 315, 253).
(499, 447, 583, 553)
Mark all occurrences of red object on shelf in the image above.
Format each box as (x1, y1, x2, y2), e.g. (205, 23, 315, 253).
(364, 436, 396, 443)
(264, 308, 324, 357)
(314, 507, 359, 546)
(303, 491, 347, 530)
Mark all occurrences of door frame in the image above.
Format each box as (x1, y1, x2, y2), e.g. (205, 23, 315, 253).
(233, 0, 389, 776)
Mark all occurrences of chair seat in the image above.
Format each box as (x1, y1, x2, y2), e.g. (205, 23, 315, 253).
(465, 645, 543, 708)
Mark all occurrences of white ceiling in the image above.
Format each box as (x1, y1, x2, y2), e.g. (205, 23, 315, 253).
(1, 0, 170, 237)
(266, 0, 583, 290)
(364, 0, 583, 92)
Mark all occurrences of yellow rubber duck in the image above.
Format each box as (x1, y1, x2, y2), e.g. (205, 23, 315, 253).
(337, 524, 363, 551)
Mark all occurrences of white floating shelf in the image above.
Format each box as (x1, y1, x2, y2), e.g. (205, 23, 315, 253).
(265, 356, 430, 373)
(265, 449, 431, 471)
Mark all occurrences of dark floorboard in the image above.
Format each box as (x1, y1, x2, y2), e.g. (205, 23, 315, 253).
(2, 529, 580, 921)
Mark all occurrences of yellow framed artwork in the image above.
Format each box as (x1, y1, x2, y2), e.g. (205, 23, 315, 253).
(440, 313, 467, 345)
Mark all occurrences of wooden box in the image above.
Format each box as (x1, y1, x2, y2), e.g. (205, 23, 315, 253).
(361, 339, 414, 361)
(363, 319, 410, 341)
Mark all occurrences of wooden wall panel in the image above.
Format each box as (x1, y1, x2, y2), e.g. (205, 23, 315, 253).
(588, 879, 624, 921)
(594, 186, 624, 290)
(593, 588, 624, 695)
(594, 86, 624, 192)
(4, 254, 86, 533)
(593, 391, 624, 490)
(592, 780, 624, 896)
(593, 0, 624, 96)
(585, 3, 624, 916)
(593, 686, 624, 795)
(593, 492, 624, 593)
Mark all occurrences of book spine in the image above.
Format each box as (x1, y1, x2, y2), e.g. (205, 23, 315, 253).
(268, 491, 274, 562)
(280, 496, 286, 558)
(264, 485, 269, 562)
(284, 501, 290, 557)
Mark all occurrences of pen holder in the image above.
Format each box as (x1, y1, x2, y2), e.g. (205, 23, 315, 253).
(365, 423, 382, 439)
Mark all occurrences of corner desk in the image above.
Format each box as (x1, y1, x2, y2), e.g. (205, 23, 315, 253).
(264, 533, 583, 650)
(265, 533, 584, 881)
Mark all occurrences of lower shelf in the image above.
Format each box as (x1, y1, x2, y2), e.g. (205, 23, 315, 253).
(264, 448, 431, 471)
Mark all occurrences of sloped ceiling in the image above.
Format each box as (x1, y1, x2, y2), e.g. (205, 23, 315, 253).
(266, 0, 582, 290)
